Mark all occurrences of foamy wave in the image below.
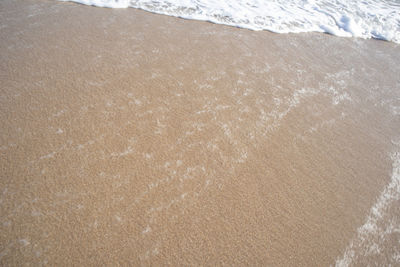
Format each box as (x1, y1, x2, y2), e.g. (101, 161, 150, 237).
(63, 0, 400, 43)
(64, 0, 129, 8)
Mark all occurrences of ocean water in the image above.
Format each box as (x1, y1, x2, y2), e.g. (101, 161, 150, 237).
(64, 0, 400, 43)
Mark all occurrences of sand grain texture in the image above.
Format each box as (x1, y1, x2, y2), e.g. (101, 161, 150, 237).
(1, 0, 400, 265)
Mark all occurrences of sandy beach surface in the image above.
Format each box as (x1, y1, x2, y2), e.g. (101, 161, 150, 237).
(1, 0, 400, 265)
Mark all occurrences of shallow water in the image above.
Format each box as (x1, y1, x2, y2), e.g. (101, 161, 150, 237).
(1, 0, 400, 265)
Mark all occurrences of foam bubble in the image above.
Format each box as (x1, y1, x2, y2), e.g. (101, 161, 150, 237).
(63, 0, 400, 43)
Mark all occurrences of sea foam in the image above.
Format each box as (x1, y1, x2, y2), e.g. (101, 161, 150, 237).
(336, 150, 400, 266)
(63, 0, 400, 44)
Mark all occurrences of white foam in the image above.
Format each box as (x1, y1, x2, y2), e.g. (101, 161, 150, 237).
(336, 151, 400, 266)
(63, 0, 400, 43)
(63, 0, 129, 8)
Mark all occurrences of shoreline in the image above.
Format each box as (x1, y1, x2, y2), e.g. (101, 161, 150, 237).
(1, 0, 399, 265)
(63, 0, 400, 44)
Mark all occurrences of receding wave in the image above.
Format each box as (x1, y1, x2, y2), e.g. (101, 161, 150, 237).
(62, 0, 400, 43)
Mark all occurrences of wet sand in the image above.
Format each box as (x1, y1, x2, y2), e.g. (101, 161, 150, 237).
(1, 0, 400, 265)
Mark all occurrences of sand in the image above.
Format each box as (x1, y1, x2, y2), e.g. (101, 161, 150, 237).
(1, 0, 400, 265)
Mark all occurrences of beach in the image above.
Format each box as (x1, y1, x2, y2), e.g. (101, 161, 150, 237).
(1, 0, 400, 265)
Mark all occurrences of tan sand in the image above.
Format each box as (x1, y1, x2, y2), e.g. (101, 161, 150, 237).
(1, 0, 400, 265)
